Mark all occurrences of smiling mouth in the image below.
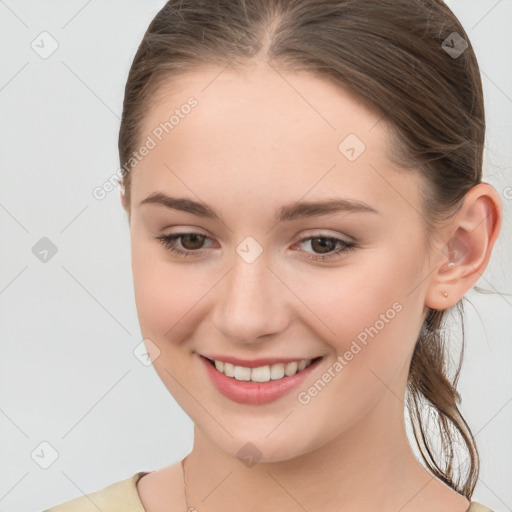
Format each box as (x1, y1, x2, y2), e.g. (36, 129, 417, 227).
(203, 355, 324, 383)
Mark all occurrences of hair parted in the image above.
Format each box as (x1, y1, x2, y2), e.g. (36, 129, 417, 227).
(119, 0, 486, 497)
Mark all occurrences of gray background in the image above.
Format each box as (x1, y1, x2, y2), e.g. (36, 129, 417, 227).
(0, 1, 510, 510)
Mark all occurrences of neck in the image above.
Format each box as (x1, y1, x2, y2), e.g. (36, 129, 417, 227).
(183, 387, 460, 512)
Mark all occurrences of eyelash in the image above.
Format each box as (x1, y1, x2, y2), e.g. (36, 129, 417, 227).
(154, 232, 357, 262)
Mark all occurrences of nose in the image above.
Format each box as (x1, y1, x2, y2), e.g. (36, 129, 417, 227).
(211, 250, 291, 345)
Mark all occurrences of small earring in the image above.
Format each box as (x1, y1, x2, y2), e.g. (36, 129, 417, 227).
(443, 291, 448, 298)
(447, 262, 455, 268)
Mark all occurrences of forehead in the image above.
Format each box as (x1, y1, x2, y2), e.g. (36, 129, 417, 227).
(132, 63, 423, 220)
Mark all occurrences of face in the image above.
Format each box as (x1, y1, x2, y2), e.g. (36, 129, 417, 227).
(125, 61, 434, 462)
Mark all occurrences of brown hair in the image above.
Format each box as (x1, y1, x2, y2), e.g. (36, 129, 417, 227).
(119, 0, 486, 498)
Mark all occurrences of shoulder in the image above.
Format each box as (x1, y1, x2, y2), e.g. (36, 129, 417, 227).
(467, 502, 496, 512)
(43, 472, 150, 512)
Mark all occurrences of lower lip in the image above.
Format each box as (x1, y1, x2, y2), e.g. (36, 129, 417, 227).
(199, 354, 323, 405)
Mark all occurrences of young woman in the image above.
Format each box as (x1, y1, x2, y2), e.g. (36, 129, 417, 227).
(45, 0, 503, 511)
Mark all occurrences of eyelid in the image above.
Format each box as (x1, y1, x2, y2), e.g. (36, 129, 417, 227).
(154, 228, 357, 262)
(160, 227, 353, 247)
(291, 228, 354, 244)
(161, 225, 214, 237)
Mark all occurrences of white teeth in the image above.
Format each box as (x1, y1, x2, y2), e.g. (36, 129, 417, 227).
(234, 366, 251, 381)
(224, 362, 235, 377)
(284, 361, 298, 376)
(270, 363, 285, 380)
(211, 358, 314, 382)
(251, 366, 271, 382)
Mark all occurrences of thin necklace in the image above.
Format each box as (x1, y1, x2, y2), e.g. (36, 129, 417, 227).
(181, 456, 191, 511)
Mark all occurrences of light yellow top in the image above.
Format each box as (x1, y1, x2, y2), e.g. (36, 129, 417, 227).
(43, 471, 496, 512)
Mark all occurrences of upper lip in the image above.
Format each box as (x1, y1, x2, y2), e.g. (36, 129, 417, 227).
(200, 354, 323, 368)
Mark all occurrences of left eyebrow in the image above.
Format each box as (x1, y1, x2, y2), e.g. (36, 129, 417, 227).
(276, 198, 380, 221)
(139, 192, 380, 222)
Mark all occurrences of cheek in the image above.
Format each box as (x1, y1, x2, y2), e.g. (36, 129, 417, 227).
(132, 239, 230, 363)
(287, 257, 403, 340)
(287, 250, 418, 378)
(131, 228, 422, 363)
(131, 241, 216, 346)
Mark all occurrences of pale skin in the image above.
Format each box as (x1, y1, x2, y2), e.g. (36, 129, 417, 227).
(120, 61, 502, 512)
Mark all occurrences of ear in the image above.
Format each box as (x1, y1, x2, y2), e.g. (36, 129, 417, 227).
(424, 182, 502, 311)
(119, 186, 132, 224)
(120, 187, 127, 210)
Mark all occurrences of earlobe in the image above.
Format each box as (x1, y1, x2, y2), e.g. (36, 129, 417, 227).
(424, 182, 502, 311)
(120, 187, 131, 225)
(120, 187, 127, 210)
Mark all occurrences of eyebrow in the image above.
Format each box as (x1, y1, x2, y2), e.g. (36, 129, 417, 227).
(139, 192, 379, 222)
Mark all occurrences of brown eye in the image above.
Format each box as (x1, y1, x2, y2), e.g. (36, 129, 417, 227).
(179, 233, 206, 250)
(154, 232, 212, 258)
(293, 235, 357, 262)
(309, 237, 337, 254)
